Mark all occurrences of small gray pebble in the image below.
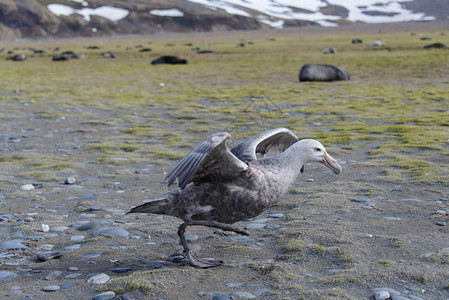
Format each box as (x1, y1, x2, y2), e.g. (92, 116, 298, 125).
(437, 221, 446, 226)
(82, 252, 102, 260)
(37, 251, 62, 261)
(63, 244, 81, 251)
(60, 283, 77, 289)
(42, 285, 60, 292)
(111, 267, 132, 273)
(87, 273, 110, 284)
(93, 227, 129, 237)
(65, 273, 82, 279)
(1, 240, 28, 250)
(186, 234, 199, 242)
(64, 177, 76, 184)
(383, 217, 401, 221)
(268, 213, 283, 218)
(45, 270, 62, 280)
(351, 196, 369, 202)
(230, 291, 256, 299)
(92, 291, 115, 300)
(0, 271, 17, 281)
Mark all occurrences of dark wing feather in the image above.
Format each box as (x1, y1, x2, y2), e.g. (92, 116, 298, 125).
(165, 132, 248, 189)
(230, 128, 299, 162)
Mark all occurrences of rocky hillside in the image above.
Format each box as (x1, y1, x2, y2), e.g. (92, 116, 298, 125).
(0, 0, 446, 39)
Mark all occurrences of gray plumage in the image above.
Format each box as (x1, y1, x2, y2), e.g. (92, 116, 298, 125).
(128, 128, 342, 268)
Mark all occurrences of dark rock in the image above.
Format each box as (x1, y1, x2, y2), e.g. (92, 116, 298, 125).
(122, 290, 147, 300)
(424, 43, 447, 49)
(139, 48, 152, 52)
(323, 47, 336, 54)
(352, 39, 363, 44)
(111, 267, 132, 273)
(102, 51, 117, 58)
(37, 251, 62, 261)
(299, 64, 350, 82)
(420, 37, 432, 40)
(6, 54, 26, 61)
(151, 55, 187, 65)
(197, 50, 216, 54)
(52, 55, 70, 61)
(0, 271, 17, 281)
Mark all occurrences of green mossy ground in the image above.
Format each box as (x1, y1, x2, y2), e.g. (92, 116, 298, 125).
(2, 27, 447, 185)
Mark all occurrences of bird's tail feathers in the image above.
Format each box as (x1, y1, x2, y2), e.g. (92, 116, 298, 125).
(127, 196, 168, 214)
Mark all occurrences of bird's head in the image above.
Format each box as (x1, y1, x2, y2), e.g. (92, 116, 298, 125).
(298, 139, 342, 174)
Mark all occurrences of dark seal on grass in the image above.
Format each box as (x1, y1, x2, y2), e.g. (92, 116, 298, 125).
(151, 55, 187, 65)
(299, 64, 350, 82)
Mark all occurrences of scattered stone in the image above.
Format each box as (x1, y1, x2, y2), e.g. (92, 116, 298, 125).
(78, 221, 100, 231)
(6, 54, 26, 61)
(60, 283, 77, 289)
(19, 184, 34, 191)
(252, 288, 271, 296)
(37, 251, 62, 261)
(186, 234, 199, 242)
(45, 270, 62, 280)
(41, 224, 50, 232)
(65, 176, 76, 184)
(323, 47, 336, 54)
(92, 291, 115, 300)
(111, 267, 132, 273)
(83, 252, 102, 260)
(102, 51, 117, 58)
(93, 227, 129, 237)
(1, 240, 27, 250)
(90, 205, 102, 211)
(230, 291, 256, 299)
(87, 273, 110, 284)
(419, 252, 434, 259)
(268, 213, 283, 218)
(65, 273, 82, 279)
(42, 285, 60, 292)
(0, 271, 17, 281)
(383, 217, 401, 221)
(50, 226, 68, 232)
(71, 235, 85, 243)
(352, 39, 363, 44)
(63, 244, 81, 251)
(374, 289, 390, 300)
(226, 283, 243, 287)
(370, 40, 385, 47)
(436, 221, 446, 226)
(351, 196, 369, 202)
(122, 290, 147, 300)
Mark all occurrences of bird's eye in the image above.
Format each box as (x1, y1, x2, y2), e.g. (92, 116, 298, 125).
(315, 148, 321, 152)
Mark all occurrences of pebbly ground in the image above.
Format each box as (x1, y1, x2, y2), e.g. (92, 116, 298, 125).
(0, 91, 448, 300)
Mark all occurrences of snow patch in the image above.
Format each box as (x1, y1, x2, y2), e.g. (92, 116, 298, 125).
(150, 9, 184, 17)
(47, 4, 129, 22)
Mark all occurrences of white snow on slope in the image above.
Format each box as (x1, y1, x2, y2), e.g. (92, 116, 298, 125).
(150, 9, 184, 17)
(187, 0, 435, 27)
(47, 0, 435, 28)
(47, 4, 129, 22)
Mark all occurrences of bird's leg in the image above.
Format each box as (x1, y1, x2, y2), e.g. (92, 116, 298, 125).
(187, 220, 250, 236)
(177, 222, 223, 268)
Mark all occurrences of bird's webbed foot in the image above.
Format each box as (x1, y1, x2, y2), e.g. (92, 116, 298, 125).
(185, 250, 223, 268)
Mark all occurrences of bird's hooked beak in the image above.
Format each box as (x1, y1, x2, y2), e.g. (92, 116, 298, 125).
(321, 152, 342, 174)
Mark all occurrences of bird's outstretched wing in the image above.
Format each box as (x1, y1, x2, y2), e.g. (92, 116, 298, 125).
(166, 132, 248, 189)
(230, 128, 299, 162)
